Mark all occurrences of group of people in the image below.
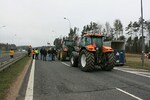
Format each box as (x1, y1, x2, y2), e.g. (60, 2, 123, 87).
(28, 47, 57, 61)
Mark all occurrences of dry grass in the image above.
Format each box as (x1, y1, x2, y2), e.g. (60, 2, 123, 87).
(125, 53, 150, 70)
(0, 56, 31, 100)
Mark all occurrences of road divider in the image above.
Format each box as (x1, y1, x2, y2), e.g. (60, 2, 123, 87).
(0, 53, 27, 72)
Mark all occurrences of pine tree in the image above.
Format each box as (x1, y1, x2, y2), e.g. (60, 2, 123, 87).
(145, 20, 150, 47)
(105, 22, 111, 35)
(113, 19, 123, 40)
(126, 21, 140, 40)
(126, 37, 132, 53)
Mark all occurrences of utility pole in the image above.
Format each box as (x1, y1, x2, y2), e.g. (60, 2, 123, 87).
(141, 0, 144, 67)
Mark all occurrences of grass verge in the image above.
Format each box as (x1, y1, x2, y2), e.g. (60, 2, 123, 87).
(125, 53, 150, 70)
(0, 56, 31, 100)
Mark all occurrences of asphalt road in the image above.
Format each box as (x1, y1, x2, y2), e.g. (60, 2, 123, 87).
(17, 59, 150, 100)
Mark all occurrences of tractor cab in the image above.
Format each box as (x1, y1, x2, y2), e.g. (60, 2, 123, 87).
(80, 33, 104, 51)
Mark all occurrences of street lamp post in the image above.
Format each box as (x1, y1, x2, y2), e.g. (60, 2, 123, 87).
(52, 30, 57, 34)
(64, 17, 71, 31)
(141, 0, 144, 67)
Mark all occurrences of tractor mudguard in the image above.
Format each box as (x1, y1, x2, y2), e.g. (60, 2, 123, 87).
(102, 46, 113, 53)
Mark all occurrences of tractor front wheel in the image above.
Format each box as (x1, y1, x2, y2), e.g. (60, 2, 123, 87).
(70, 53, 78, 67)
(79, 50, 95, 72)
(101, 52, 115, 71)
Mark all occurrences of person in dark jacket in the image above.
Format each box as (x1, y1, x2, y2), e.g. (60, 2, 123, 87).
(28, 48, 31, 57)
(52, 47, 56, 61)
(43, 48, 47, 61)
(48, 48, 52, 61)
(40, 48, 44, 60)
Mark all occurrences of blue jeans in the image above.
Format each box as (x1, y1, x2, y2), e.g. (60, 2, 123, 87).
(49, 54, 52, 61)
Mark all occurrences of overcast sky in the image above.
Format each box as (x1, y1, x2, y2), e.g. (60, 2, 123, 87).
(0, 0, 150, 47)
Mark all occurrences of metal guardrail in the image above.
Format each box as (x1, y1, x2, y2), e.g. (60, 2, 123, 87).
(0, 52, 27, 72)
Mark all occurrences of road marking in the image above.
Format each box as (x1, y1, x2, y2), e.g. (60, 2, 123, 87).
(62, 62, 150, 78)
(62, 63, 150, 78)
(114, 68, 150, 78)
(25, 59, 35, 100)
(116, 88, 143, 100)
(61, 62, 70, 67)
(61, 63, 150, 78)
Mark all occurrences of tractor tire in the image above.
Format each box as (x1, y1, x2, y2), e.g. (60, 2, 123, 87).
(101, 52, 115, 71)
(60, 51, 66, 61)
(70, 53, 78, 67)
(79, 50, 95, 72)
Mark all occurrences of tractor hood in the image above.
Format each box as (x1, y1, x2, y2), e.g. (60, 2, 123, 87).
(102, 46, 114, 53)
(85, 44, 114, 53)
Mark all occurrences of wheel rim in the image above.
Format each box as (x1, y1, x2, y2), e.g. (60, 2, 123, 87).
(71, 56, 74, 64)
(81, 54, 86, 67)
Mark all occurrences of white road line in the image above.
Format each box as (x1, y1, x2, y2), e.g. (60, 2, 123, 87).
(116, 88, 143, 100)
(114, 68, 150, 78)
(62, 63, 150, 78)
(61, 62, 70, 67)
(25, 60, 35, 100)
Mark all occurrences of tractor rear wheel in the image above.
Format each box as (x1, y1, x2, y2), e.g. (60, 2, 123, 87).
(79, 50, 95, 72)
(101, 52, 115, 71)
(70, 53, 78, 67)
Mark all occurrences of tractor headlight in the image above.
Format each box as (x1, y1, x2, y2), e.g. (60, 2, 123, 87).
(63, 48, 68, 51)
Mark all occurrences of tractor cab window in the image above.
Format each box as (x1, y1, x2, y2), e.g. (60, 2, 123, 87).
(85, 37, 91, 45)
(92, 37, 103, 47)
(80, 37, 85, 46)
(65, 41, 74, 46)
(80, 37, 92, 46)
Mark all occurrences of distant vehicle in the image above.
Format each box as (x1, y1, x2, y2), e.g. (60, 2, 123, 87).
(22, 49, 26, 52)
(18, 49, 26, 52)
